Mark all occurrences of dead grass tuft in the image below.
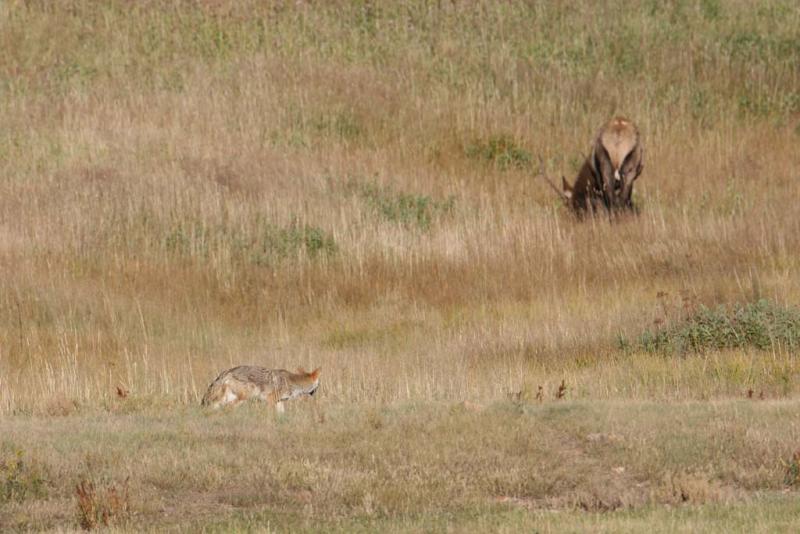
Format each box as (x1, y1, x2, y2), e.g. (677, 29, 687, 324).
(555, 379, 568, 400)
(654, 470, 733, 506)
(75, 477, 131, 531)
(44, 396, 80, 417)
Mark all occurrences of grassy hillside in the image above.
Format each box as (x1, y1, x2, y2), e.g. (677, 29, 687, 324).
(1, 0, 799, 530)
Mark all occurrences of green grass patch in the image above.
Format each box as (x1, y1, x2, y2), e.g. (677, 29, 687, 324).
(352, 182, 455, 231)
(465, 135, 532, 170)
(636, 300, 800, 356)
(784, 450, 800, 487)
(271, 108, 364, 148)
(163, 217, 337, 265)
(0, 445, 47, 503)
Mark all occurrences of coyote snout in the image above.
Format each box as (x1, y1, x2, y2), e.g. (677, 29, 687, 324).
(201, 365, 321, 413)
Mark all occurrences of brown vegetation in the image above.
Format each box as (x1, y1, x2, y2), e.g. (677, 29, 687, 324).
(1, 401, 800, 530)
(1, 0, 800, 530)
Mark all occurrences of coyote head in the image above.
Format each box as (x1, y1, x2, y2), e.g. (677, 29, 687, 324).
(556, 117, 644, 214)
(294, 367, 322, 396)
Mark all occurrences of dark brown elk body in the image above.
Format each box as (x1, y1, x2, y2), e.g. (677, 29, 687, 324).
(562, 117, 644, 213)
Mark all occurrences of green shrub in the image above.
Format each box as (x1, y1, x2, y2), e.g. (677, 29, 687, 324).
(252, 221, 338, 264)
(354, 182, 455, 231)
(636, 300, 800, 356)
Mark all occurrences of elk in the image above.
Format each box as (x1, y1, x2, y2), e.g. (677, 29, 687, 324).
(542, 117, 644, 214)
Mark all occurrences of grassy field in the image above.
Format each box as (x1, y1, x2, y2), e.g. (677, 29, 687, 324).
(3, 401, 800, 531)
(1, 0, 800, 530)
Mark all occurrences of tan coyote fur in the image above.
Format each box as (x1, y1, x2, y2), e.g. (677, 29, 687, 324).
(201, 366, 321, 413)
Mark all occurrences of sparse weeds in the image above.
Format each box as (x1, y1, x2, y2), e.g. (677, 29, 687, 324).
(637, 300, 800, 356)
(555, 379, 568, 400)
(274, 109, 364, 147)
(465, 135, 532, 170)
(252, 221, 338, 264)
(724, 30, 800, 65)
(310, 110, 363, 141)
(163, 217, 337, 265)
(784, 450, 800, 488)
(509, 381, 567, 403)
(352, 181, 455, 231)
(655, 469, 728, 505)
(0, 446, 47, 503)
(75, 476, 131, 530)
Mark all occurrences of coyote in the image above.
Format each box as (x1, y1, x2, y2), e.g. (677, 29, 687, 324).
(201, 366, 321, 413)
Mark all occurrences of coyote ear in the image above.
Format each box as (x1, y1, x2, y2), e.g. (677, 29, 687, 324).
(310, 367, 321, 380)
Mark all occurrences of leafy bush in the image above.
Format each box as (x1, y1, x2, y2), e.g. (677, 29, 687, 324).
(637, 300, 800, 355)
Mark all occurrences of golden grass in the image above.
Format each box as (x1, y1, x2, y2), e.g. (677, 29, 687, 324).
(2, 3, 800, 529)
(2, 1, 799, 414)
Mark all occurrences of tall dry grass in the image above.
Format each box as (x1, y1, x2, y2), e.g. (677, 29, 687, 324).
(1, 0, 799, 413)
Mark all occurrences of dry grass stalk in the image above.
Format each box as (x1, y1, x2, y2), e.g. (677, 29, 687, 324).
(75, 477, 130, 531)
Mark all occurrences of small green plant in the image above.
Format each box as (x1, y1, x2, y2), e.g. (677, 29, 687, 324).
(700, 0, 722, 21)
(1, 447, 47, 503)
(465, 135, 532, 170)
(354, 182, 455, 231)
(616, 333, 632, 354)
(785, 450, 800, 487)
(637, 300, 800, 356)
(310, 110, 363, 141)
(252, 221, 338, 264)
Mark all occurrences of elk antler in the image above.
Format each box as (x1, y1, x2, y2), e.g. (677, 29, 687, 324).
(536, 157, 569, 203)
